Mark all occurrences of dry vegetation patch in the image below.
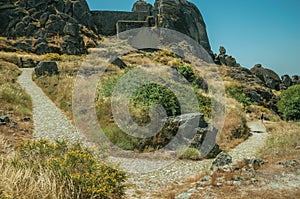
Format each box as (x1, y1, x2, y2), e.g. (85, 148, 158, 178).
(0, 58, 33, 147)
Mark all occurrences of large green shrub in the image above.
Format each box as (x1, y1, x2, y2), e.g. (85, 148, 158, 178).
(277, 85, 300, 121)
(130, 83, 180, 117)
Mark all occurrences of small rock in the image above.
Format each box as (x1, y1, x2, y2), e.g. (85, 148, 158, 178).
(22, 117, 31, 122)
(10, 121, 18, 128)
(295, 146, 300, 150)
(200, 175, 211, 182)
(216, 182, 223, 186)
(111, 57, 127, 69)
(233, 181, 242, 186)
(251, 178, 258, 183)
(277, 160, 299, 168)
(211, 152, 232, 170)
(233, 175, 244, 181)
(244, 157, 265, 169)
(218, 165, 232, 173)
(0, 116, 10, 124)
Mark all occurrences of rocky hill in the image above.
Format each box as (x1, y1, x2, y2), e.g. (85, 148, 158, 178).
(0, 0, 212, 56)
(0, 0, 298, 89)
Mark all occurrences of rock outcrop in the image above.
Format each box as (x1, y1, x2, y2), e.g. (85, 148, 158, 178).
(0, 0, 213, 56)
(222, 66, 279, 111)
(154, 0, 213, 56)
(34, 61, 59, 77)
(281, 75, 300, 89)
(0, 0, 99, 55)
(135, 113, 221, 158)
(214, 46, 240, 67)
(250, 64, 281, 90)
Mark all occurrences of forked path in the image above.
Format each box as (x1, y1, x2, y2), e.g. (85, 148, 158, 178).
(18, 68, 269, 197)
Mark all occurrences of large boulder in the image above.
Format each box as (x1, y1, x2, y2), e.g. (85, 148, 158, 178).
(280, 74, 292, 89)
(34, 61, 59, 77)
(251, 64, 281, 90)
(134, 113, 220, 158)
(154, 0, 213, 56)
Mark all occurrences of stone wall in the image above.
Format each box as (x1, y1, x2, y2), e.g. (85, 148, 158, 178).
(91, 11, 150, 36)
(117, 20, 148, 35)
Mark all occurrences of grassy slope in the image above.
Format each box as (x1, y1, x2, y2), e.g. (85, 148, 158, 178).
(0, 58, 33, 146)
(33, 50, 251, 153)
(0, 53, 126, 199)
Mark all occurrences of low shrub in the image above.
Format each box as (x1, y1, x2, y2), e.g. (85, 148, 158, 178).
(226, 85, 251, 107)
(177, 65, 196, 83)
(5, 139, 127, 199)
(179, 147, 201, 160)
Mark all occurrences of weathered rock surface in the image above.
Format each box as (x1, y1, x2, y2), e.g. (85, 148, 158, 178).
(211, 152, 233, 170)
(222, 66, 279, 111)
(0, 115, 10, 125)
(0, 0, 99, 55)
(281, 74, 292, 89)
(111, 58, 127, 69)
(34, 61, 59, 77)
(214, 46, 240, 67)
(291, 75, 300, 85)
(251, 64, 281, 90)
(1, 0, 213, 56)
(154, 0, 213, 56)
(136, 113, 220, 158)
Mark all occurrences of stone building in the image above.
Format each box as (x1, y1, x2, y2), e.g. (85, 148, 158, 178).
(92, 0, 156, 36)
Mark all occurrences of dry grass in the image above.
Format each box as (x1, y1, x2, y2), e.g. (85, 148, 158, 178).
(0, 162, 75, 199)
(217, 98, 250, 151)
(33, 60, 81, 119)
(0, 136, 126, 199)
(262, 121, 300, 162)
(0, 59, 33, 147)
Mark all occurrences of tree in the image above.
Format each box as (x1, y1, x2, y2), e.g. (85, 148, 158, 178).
(277, 85, 300, 121)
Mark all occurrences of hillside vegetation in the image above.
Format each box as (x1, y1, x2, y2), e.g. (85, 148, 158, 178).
(31, 50, 254, 155)
(0, 54, 127, 199)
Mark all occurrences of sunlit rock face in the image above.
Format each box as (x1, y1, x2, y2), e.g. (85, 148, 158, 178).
(154, 0, 213, 56)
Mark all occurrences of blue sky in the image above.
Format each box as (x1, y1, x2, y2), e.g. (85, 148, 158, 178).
(86, 0, 300, 76)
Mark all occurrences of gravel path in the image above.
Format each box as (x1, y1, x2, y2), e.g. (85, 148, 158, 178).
(122, 121, 268, 198)
(18, 69, 269, 198)
(18, 68, 86, 143)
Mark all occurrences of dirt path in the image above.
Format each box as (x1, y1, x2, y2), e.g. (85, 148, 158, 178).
(18, 69, 269, 198)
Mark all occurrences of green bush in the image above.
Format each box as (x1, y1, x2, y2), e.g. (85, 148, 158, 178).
(12, 139, 126, 199)
(130, 83, 180, 117)
(179, 147, 200, 160)
(226, 86, 251, 107)
(197, 92, 212, 117)
(277, 85, 300, 121)
(177, 65, 196, 83)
